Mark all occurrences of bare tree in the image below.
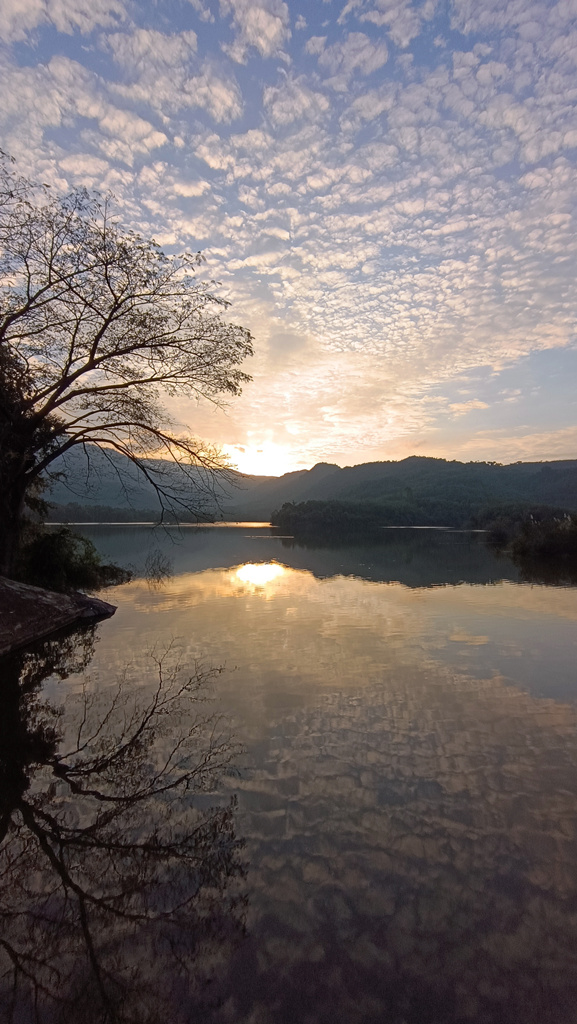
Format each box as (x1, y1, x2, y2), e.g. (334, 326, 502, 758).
(0, 157, 253, 573)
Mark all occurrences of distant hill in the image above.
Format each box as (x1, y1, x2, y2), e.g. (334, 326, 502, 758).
(46, 446, 273, 519)
(45, 447, 577, 524)
(231, 455, 577, 523)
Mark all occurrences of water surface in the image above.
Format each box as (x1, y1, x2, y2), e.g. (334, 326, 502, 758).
(11, 526, 577, 1022)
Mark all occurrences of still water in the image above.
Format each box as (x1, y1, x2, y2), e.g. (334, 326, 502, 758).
(6, 525, 577, 1023)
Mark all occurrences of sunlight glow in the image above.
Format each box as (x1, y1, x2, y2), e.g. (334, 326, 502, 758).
(224, 442, 296, 477)
(235, 563, 286, 587)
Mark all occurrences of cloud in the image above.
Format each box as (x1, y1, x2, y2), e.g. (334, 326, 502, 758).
(187, 0, 215, 21)
(179, 67, 244, 121)
(449, 400, 490, 416)
(1, 0, 577, 467)
(106, 28, 242, 122)
(304, 35, 327, 56)
(0, 54, 167, 168)
(106, 28, 198, 73)
(170, 339, 443, 469)
(219, 0, 291, 61)
(449, 0, 539, 37)
(337, 0, 430, 48)
(172, 178, 211, 197)
(263, 75, 330, 126)
(339, 83, 397, 129)
(0, 0, 125, 42)
(438, 425, 577, 463)
(314, 32, 389, 85)
(57, 152, 111, 184)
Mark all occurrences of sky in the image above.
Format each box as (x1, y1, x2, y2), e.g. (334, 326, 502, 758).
(1, 0, 576, 475)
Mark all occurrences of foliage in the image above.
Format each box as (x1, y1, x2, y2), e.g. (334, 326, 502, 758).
(0, 155, 253, 573)
(467, 506, 577, 583)
(271, 500, 392, 539)
(271, 492, 577, 541)
(332, 456, 577, 512)
(16, 526, 131, 592)
(257, 457, 577, 528)
(468, 504, 577, 559)
(511, 513, 577, 562)
(469, 503, 572, 547)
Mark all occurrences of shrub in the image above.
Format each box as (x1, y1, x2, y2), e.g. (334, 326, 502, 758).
(17, 528, 131, 592)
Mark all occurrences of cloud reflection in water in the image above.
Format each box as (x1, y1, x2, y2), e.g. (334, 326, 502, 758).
(51, 531, 577, 1023)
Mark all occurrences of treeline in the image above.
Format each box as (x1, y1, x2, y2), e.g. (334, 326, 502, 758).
(271, 500, 577, 579)
(46, 503, 212, 524)
(271, 498, 573, 534)
(271, 501, 392, 539)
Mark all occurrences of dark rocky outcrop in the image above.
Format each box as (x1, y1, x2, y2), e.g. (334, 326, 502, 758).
(0, 576, 116, 656)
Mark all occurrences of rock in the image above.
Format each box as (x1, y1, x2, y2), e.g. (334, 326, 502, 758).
(0, 576, 116, 656)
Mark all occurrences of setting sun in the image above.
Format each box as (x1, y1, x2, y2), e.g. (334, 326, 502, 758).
(224, 442, 296, 478)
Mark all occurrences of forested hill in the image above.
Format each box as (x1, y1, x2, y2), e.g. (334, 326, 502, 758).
(236, 456, 577, 523)
(45, 447, 577, 524)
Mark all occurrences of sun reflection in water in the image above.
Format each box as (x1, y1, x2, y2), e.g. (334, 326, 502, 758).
(235, 562, 287, 588)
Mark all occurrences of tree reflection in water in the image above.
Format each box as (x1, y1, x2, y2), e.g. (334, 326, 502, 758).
(0, 629, 246, 1024)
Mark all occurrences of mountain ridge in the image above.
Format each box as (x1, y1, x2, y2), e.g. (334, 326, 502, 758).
(45, 446, 577, 523)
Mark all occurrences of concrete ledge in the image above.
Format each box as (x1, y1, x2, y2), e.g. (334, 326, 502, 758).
(0, 577, 116, 656)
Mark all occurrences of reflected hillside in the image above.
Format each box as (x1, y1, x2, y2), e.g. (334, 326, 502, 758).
(513, 553, 577, 587)
(277, 528, 522, 587)
(76, 525, 522, 588)
(0, 630, 246, 1024)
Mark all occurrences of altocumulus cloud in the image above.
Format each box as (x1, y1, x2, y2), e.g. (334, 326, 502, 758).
(0, 0, 576, 471)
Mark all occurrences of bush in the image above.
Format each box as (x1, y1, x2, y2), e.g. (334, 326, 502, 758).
(17, 528, 131, 592)
(512, 514, 577, 562)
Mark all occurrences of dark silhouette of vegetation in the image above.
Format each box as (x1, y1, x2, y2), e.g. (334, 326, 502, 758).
(272, 498, 577, 548)
(35, 449, 577, 525)
(511, 513, 577, 560)
(238, 456, 577, 524)
(16, 526, 131, 592)
(322, 456, 577, 512)
(505, 514, 577, 585)
(0, 629, 246, 1023)
(467, 506, 577, 584)
(470, 503, 572, 546)
(0, 155, 252, 576)
(272, 501, 577, 589)
(271, 500, 393, 539)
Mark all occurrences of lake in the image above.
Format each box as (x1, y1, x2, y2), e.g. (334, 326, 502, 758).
(3, 524, 577, 1023)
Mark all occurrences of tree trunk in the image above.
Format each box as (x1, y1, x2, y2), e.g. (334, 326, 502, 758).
(0, 364, 38, 577)
(0, 454, 29, 578)
(0, 493, 26, 578)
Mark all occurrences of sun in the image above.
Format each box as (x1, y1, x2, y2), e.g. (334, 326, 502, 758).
(224, 442, 295, 477)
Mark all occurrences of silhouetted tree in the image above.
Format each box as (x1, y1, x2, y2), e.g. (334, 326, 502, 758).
(0, 156, 253, 574)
